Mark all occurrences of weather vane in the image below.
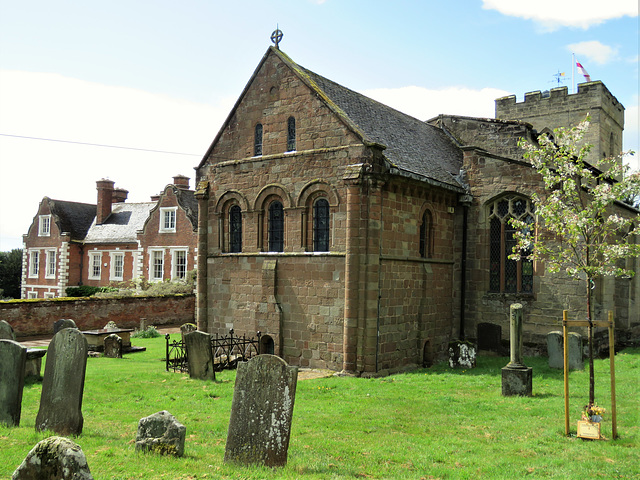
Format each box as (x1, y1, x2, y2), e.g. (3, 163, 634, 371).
(271, 27, 283, 49)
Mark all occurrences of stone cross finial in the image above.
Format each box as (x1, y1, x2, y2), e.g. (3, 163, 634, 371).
(271, 28, 283, 49)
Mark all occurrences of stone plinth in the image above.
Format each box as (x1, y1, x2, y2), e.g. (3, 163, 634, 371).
(501, 366, 533, 396)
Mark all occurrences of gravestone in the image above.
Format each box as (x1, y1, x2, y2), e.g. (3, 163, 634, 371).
(547, 331, 584, 370)
(53, 318, 77, 334)
(35, 328, 88, 435)
(501, 304, 533, 396)
(477, 322, 502, 353)
(180, 323, 197, 340)
(448, 340, 476, 368)
(184, 330, 215, 380)
(0, 319, 16, 340)
(25, 348, 47, 381)
(11, 436, 93, 480)
(0, 339, 27, 426)
(136, 410, 186, 457)
(225, 355, 298, 467)
(103, 334, 122, 358)
(104, 321, 118, 330)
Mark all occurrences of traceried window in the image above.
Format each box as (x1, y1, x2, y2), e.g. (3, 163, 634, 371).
(489, 195, 534, 293)
(159, 207, 177, 232)
(150, 250, 164, 281)
(313, 198, 330, 252)
(229, 205, 242, 253)
(89, 252, 101, 280)
(29, 251, 40, 277)
(254, 123, 263, 156)
(45, 250, 56, 278)
(268, 200, 284, 252)
(286, 116, 296, 152)
(39, 215, 51, 236)
(419, 210, 433, 258)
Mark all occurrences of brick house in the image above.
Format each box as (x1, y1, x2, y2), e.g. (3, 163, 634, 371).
(22, 176, 198, 298)
(194, 47, 637, 375)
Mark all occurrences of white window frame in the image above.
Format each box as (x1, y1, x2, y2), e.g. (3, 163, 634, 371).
(159, 207, 177, 233)
(44, 292, 55, 299)
(88, 252, 102, 280)
(29, 250, 40, 277)
(110, 252, 125, 281)
(171, 248, 188, 280)
(45, 249, 57, 279)
(149, 249, 164, 281)
(38, 215, 51, 236)
(27, 291, 38, 299)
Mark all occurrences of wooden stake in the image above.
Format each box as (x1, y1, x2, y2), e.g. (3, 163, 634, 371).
(609, 311, 617, 439)
(563, 310, 570, 436)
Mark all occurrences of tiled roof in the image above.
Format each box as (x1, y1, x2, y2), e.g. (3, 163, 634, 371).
(83, 202, 156, 244)
(299, 66, 464, 191)
(48, 199, 96, 240)
(174, 188, 198, 231)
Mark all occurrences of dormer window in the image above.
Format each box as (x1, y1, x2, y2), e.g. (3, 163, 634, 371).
(39, 215, 51, 236)
(286, 116, 296, 152)
(254, 123, 263, 156)
(159, 207, 177, 233)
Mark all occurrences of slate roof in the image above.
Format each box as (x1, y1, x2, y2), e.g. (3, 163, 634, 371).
(299, 65, 465, 191)
(83, 202, 156, 244)
(174, 188, 198, 230)
(47, 198, 97, 240)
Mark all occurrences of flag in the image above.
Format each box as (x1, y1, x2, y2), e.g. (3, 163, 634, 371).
(576, 62, 591, 82)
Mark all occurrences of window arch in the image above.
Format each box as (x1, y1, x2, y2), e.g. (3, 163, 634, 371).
(286, 116, 296, 152)
(488, 195, 534, 293)
(229, 205, 242, 253)
(254, 123, 263, 156)
(313, 198, 330, 252)
(268, 200, 284, 252)
(419, 209, 433, 258)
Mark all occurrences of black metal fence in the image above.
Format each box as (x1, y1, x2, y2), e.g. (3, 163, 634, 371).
(165, 329, 262, 374)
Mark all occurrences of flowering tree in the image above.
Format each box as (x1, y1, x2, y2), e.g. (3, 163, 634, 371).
(510, 119, 640, 405)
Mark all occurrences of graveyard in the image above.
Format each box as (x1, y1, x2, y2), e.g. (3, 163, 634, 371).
(1, 333, 638, 479)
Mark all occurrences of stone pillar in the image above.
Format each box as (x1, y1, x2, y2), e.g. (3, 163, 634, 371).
(194, 180, 209, 333)
(501, 303, 533, 396)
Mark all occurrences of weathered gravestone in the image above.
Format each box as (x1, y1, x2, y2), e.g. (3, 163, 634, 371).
(184, 330, 215, 380)
(35, 328, 88, 435)
(180, 323, 197, 340)
(53, 318, 77, 334)
(477, 322, 502, 354)
(104, 321, 118, 330)
(103, 334, 122, 358)
(0, 339, 27, 426)
(25, 348, 47, 381)
(501, 304, 533, 396)
(136, 410, 186, 457)
(12, 436, 93, 480)
(547, 331, 584, 370)
(0, 319, 16, 340)
(224, 355, 298, 467)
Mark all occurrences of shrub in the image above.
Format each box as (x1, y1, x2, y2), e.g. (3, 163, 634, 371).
(65, 285, 116, 297)
(131, 326, 162, 339)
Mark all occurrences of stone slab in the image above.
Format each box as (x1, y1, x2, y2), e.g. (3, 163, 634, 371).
(501, 366, 533, 396)
(0, 339, 27, 426)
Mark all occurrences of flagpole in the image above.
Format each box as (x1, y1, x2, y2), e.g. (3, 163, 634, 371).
(572, 53, 576, 93)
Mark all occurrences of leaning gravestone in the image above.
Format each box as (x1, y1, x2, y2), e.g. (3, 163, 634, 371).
(0, 339, 27, 426)
(184, 330, 215, 380)
(136, 410, 186, 457)
(53, 318, 77, 334)
(35, 328, 88, 435)
(224, 355, 298, 467)
(12, 436, 93, 480)
(0, 319, 16, 340)
(103, 334, 122, 358)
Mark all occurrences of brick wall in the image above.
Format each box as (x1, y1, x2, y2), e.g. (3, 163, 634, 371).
(0, 294, 194, 338)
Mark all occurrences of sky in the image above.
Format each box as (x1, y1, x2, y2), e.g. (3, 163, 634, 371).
(0, 0, 638, 251)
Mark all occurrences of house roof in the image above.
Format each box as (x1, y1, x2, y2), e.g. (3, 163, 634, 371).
(199, 47, 465, 192)
(83, 202, 156, 244)
(174, 187, 198, 230)
(47, 198, 97, 240)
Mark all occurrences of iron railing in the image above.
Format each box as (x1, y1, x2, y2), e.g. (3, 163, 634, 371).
(165, 329, 262, 374)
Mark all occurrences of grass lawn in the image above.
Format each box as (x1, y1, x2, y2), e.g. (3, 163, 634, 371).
(2, 335, 638, 479)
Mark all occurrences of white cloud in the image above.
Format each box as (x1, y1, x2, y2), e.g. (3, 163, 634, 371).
(0, 71, 231, 251)
(482, 0, 638, 31)
(567, 41, 618, 65)
(361, 85, 509, 121)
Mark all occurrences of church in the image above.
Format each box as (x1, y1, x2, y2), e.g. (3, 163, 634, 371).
(194, 43, 638, 375)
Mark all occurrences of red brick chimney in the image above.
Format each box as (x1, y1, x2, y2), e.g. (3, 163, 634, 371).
(173, 175, 190, 189)
(150, 194, 161, 202)
(96, 179, 115, 224)
(112, 188, 129, 203)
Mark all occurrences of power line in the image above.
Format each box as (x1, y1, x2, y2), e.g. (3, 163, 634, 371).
(0, 133, 202, 157)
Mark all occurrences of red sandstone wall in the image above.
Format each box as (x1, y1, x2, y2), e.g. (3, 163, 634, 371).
(1, 294, 194, 338)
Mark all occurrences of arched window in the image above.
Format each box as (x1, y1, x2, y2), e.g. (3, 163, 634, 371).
(286, 116, 296, 152)
(229, 205, 242, 253)
(313, 198, 330, 252)
(254, 123, 263, 156)
(268, 200, 284, 252)
(488, 195, 534, 293)
(419, 210, 432, 258)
